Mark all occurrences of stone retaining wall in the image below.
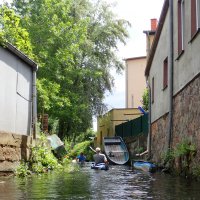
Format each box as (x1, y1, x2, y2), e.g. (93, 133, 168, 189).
(151, 75, 200, 175)
(0, 132, 34, 172)
(172, 76, 200, 174)
(124, 135, 147, 159)
(151, 113, 169, 164)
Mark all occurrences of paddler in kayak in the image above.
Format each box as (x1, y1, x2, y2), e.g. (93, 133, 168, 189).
(93, 147, 108, 165)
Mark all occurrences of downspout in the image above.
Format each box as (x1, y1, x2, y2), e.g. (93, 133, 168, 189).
(32, 69, 37, 139)
(125, 61, 128, 108)
(136, 79, 151, 158)
(146, 32, 151, 158)
(168, 0, 174, 149)
(146, 79, 152, 158)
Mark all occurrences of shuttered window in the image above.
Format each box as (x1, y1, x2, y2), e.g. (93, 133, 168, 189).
(178, 0, 185, 55)
(163, 57, 168, 89)
(191, 0, 200, 37)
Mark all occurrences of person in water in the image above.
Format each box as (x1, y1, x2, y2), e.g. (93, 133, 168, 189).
(93, 147, 108, 165)
(76, 152, 86, 163)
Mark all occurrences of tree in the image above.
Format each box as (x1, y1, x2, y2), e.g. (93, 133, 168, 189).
(11, 0, 130, 140)
(0, 4, 33, 57)
(141, 89, 149, 111)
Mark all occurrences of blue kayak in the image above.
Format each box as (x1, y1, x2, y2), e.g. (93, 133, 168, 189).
(133, 161, 156, 172)
(91, 163, 109, 170)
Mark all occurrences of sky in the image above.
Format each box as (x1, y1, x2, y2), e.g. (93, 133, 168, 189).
(93, 0, 165, 130)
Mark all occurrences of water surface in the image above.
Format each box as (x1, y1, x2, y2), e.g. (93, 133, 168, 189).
(0, 162, 199, 199)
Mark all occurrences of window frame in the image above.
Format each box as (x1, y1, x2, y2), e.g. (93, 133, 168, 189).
(163, 57, 168, 90)
(191, 0, 200, 39)
(178, 0, 185, 56)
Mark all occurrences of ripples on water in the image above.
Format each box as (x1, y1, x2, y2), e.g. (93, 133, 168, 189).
(0, 162, 200, 200)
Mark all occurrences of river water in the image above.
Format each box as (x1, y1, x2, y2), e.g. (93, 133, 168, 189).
(0, 162, 200, 200)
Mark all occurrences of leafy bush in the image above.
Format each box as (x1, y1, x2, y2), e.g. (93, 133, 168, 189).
(15, 162, 31, 177)
(30, 134, 60, 173)
(68, 140, 94, 161)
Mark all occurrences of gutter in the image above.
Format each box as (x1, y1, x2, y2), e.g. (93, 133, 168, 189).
(6, 43, 38, 71)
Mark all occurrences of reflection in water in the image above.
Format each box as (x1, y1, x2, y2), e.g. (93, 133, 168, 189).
(0, 162, 200, 200)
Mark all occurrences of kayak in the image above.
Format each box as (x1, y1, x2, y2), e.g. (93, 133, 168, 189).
(91, 163, 109, 170)
(133, 161, 156, 172)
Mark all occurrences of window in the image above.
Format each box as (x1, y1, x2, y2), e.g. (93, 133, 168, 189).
(191, 0, 200, 37)
(178, 0, 185, 55)
(163, 57, 168, 89)
(152, 77, 154, 104)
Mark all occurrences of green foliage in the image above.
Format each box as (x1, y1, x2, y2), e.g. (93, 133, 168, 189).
(162, 139, 197, 174)
(135, 146, 144, 154)
(141, 89, 149, 111)
(174, 140, 196, 158)
(15, 133, 84, 177)
(10, 0, 130, 140)
(75, 129, 96, 143)
(0, 5, 34, 58)
(30, 133, 61, 174)
(68, 140, 93, 161)
(15, 162, 31, 177)
(192, 165, 200, 178)
(162, 149, 175, 164)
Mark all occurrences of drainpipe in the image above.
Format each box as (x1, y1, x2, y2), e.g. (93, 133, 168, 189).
(32, 69, 37, 139)
(146, 80, 152, 158)
(168, 0, 174, 149)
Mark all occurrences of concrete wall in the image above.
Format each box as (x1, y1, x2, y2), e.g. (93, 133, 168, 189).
(125, 57, 146, 108)
(0, 47, 32, 135)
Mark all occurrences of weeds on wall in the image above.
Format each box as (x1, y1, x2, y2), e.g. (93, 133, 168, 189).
(162, 138, 197, 176)
(15, 133, 64, 177)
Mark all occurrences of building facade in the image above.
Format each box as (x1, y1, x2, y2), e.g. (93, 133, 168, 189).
(0, 43, 37, 172)
(96, 108, 142, 150)
(125, 56, 146, 108)
(145, 0, 200, 173)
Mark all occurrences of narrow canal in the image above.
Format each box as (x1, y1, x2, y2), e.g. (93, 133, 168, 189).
(0, 162, 199, 200)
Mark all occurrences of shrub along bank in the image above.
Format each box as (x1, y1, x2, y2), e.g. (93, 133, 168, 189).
(15, 133, 94, 177)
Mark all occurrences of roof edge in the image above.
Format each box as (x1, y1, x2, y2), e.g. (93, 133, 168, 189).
(124, 56, 146, 61)
(5, 43, 38, 71)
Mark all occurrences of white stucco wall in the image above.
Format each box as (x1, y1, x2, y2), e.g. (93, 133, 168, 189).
(149, 1, 200, 123)
(149, 11, 170, 123)
(0, 47, 32, 135)
(173, 0, 200, 95)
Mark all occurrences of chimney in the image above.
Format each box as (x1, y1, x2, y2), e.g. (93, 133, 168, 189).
(151, 18, 158, 31)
